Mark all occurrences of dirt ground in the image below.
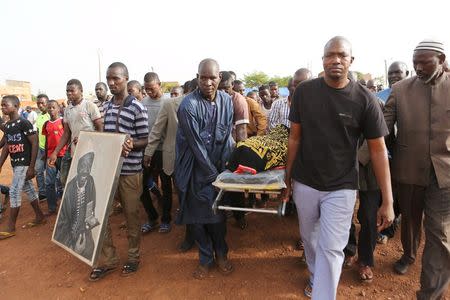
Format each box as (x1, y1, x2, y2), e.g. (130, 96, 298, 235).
(0, 162, 448, 300)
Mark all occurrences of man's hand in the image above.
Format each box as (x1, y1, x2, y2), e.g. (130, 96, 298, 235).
(26, 167, 36, 180)
(377, 202, 395, 232)
(48, 152, 58, 167)
(143, 155, 152, 168)
(122, 138, 133, 157)
(280, 178, 292, 203)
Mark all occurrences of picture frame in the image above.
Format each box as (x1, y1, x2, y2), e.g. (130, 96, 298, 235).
(51, 131, 126, 266)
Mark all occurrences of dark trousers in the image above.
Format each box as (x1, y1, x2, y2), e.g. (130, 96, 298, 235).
(228, 192, 245, 221)
(397, 183, 424, 264)
(416, 171, 450, 300)
(191, 222, 228, 266)
(140, 151, 173, 223)
(357, 190, 382, 266)
(141, 166, 159, 222)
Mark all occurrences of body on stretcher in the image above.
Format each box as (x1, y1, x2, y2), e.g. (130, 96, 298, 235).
(211, 169, 287, 216)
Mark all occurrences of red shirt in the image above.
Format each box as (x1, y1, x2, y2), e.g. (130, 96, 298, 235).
(42, 118, 67, 157)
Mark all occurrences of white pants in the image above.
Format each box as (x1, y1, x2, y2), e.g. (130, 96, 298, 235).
(293, 180, 356, 300)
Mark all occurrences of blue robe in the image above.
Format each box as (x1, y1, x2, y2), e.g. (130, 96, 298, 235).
(174, 89, 234, 224)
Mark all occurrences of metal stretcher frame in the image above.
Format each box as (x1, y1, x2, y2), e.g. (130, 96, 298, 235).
(211, 188, 287, 217)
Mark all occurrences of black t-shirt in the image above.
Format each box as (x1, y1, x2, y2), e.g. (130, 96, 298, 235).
(4, 117, 36, 167)
(288, 77, 388, 191)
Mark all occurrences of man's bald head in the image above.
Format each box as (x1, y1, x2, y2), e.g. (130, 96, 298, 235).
(322, 36, 354, 85)
(294, 68, 312, 82)
(290, 68, 312, 96)
(324, 36, 352, 56)
(388, 61, 409, 87)
(197, 58, 221, 101)
(198, 58, 220, 73)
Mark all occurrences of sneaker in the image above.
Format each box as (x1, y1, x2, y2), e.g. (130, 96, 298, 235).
(304, 280, 313, 298)
(158, 223, 171, 233)
(376, 233, 388, 245)
(296, 239, 304, 250)
(141, 221, 158, 233)
(236, 217, 248, 230)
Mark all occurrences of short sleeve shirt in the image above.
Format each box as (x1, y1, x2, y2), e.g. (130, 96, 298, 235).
(141, 96, 165, 151)
(104, 96, 149, 175)
(42, 118, 67, 157)
(93, 98, 109, 118)
(4, 117, 36, 167)
(63, 99, 101, 155)
(27, 111, 38, 130)
(36, 112, 50, 149)
(289, 78, 388, 191)
(231, 92, 249, 126)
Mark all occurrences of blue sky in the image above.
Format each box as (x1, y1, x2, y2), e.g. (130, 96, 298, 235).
(1, 0, 448, 98)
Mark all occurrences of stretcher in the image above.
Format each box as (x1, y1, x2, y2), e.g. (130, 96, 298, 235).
(211, 169, 287, 216)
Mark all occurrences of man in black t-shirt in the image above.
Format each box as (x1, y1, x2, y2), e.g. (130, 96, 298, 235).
(0, 95, 45, 240)
(282, 36, 394, 299)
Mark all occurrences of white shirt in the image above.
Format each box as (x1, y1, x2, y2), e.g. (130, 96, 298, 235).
(27, 110, 38, 130)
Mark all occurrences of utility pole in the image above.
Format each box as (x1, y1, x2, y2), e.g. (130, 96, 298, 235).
(97, 49, 102, 82)
(384, 59, 388, 87)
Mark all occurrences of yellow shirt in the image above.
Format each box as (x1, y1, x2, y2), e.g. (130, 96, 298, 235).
(36, 112, 50, 149)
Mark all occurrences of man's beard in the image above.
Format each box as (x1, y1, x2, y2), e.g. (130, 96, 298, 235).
(423, 67, 442, 84)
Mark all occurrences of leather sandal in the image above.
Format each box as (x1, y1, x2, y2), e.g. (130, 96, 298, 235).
(89, 266, 117, 282)
(359, 264, 373, 282)
(121, 262, 139, 277)
(216, 257, 234, 275)
(192, 264, 209, 280)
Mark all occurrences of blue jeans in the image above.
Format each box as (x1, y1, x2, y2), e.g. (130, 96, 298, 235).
(59, 149, 71, 186)
(34, 148, 46, 196)
(10, 166, 38, 208)
(45, 157, 61, 212)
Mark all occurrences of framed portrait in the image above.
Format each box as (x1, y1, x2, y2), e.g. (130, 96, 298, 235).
(52, 131, 127, 266)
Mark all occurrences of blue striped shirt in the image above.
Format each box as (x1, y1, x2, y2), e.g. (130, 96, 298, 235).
(268, 97, 290, 130)
(103, 96, 149, 175)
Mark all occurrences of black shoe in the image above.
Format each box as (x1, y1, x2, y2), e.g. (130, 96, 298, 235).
(236, 217, 248, 230)
(178, 240, 194, 252)
(393, 258, 411, 275)
(38, 195, 47, 202)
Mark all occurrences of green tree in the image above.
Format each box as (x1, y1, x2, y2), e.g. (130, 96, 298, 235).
(243, 71, 270, 89)
(354, 71, 364, 80)
(269, 75, 291, 87)
(161, 81, 179, 93)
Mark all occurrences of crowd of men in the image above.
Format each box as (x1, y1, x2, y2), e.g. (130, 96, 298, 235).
(0, 35, 449, 300)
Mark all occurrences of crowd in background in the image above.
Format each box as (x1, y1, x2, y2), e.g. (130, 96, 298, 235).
(0, 36, 449, 300)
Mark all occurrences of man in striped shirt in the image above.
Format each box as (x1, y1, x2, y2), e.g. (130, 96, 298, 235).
(93, 82, 110, 118)
(268, 68, 312, 131)
(89, 62, 149, 281)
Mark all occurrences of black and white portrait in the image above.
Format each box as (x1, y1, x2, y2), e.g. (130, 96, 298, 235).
(53, 152, 99, 259)
(52, 131, 127, 266)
